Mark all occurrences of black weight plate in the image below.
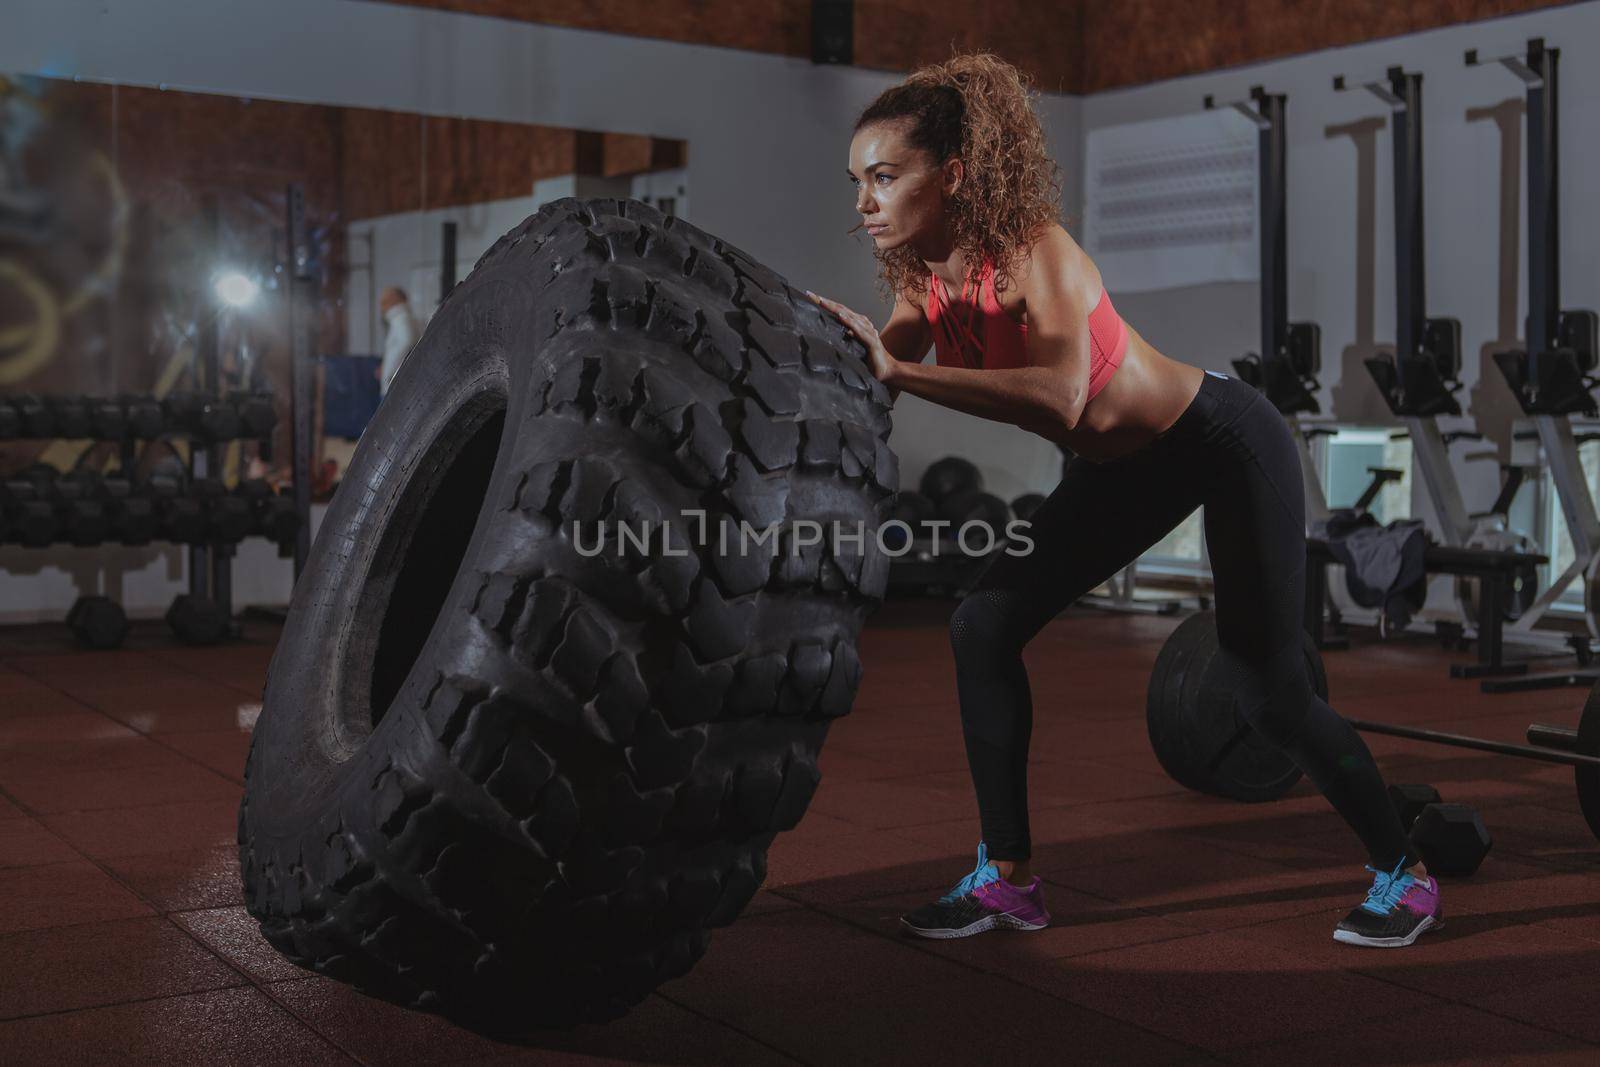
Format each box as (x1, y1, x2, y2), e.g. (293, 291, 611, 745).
(1147, 611, 1314, 802)
(1146, 613, 1215, 793)
(1577, 680, 1600, 843)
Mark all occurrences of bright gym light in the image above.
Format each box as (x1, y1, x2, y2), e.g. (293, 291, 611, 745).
(214, 271, 260, 308)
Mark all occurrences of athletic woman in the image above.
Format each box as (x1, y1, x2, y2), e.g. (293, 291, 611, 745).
(804, 52, 1441, 948)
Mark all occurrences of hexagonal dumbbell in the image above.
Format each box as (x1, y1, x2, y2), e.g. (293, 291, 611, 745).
(67, 595, 129, 650)
(193, 478, 253, 543)
(164, 392, 242, 442)
(13, 395, 55, 438)
(146, 472, 206, 545)
(237, 479, 298, 546)
(1411, 803, 1492, 877)
(19, 464, 107, 547)
(231, 391, 278, 439)
(166, 594, 231, 645)
(1388, 783, 1443, 832)
(87, 398, 127, 439)
(0, 478, 58, 546)
(48, 397, 93, 439)
(122, 396, 166, 439)
(102, 473, 159, 545)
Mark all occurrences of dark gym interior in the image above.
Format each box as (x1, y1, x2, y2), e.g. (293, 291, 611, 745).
(4, 1, 1600, 1064)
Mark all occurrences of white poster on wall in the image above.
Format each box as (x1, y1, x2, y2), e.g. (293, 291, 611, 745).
(1084, 109, 1259, 293)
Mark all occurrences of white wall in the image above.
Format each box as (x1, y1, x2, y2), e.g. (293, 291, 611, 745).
(1, 0, 1081, 618)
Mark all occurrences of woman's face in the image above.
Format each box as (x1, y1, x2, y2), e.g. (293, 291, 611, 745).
(847, 121, 959, 257)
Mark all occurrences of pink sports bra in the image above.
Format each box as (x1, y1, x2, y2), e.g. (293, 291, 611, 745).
(925, 258, 1129, 402)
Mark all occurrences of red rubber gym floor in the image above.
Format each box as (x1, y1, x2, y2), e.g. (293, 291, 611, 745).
(2, 599, 1598, 1065)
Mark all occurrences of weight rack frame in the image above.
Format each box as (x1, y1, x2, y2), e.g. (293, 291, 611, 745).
(1, 180, 319, 637)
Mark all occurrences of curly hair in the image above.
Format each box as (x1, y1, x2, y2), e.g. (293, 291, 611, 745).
(851, 51, 1064, 305)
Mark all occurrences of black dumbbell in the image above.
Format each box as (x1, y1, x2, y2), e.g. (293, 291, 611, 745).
(165, 392, 242, 441)
(48, 397, 93, 439)
(101, 472, 159, 545)
(1411, 802, 1492, 877)
(160, 393, 202, 438)
(231, 391, 277, 439)
(13, 395, 54, 438)
(19, 464, 108, 547)
(240, 479, 298, 545)
(56, 469, 113, 547)
(146, 471, 207, 544)
(0, 398, 19, 438)
(0, 478, 58, 546)
(198, 399, 243, 441)
(67, 595, 129, 650)
(122, 396, 166, 439)
(166, 593, 230, 645)
(161, 392, 202, 434)
(1388, 783, 1443, 831)
(262, 496, 298, 546)
(193, 478, 253, 543)
(88, 398, 127, 439)
(14, 462, 52, 492)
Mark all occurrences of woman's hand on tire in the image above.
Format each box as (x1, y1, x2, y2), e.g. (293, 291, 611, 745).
(805, 290, 900, 397)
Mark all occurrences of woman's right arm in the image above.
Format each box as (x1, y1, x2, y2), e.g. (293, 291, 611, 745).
(875, 290, 934, 403)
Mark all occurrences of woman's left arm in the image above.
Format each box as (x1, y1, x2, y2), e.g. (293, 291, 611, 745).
(887, 235, 1094, 434)
(888, 363, 1078, 435)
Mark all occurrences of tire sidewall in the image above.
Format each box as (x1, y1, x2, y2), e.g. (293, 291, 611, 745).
(246, 271, 536, 838)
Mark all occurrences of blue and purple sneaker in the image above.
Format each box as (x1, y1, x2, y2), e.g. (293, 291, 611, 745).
(1333, 859, 1442, 948)
(900, 842, 1051, 939)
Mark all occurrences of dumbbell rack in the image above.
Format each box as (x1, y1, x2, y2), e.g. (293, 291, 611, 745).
(0, 391, 301, 642)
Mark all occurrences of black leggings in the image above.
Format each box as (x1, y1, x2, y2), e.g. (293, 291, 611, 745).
(950, 370, 1415, 868)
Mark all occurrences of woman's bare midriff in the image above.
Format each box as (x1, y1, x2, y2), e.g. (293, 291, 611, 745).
(1003, 245, 1205, 463)
(913, 237, 1205, 464)
(1038, 323, 1205, 464)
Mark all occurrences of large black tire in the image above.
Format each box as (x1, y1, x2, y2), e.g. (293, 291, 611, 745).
(237, 197, 897, 1032)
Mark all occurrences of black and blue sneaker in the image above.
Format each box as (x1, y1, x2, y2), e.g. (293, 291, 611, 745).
(899, 842, 1051, 939)
(1333, 859, 1442, 948)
